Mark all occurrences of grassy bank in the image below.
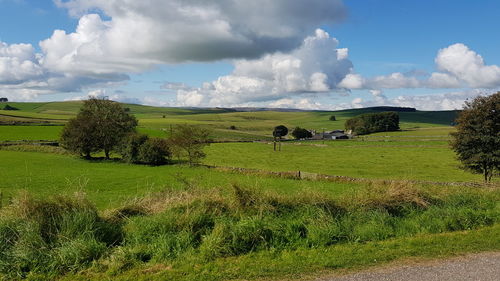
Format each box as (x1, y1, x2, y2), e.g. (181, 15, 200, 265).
(0, 181, 498, 280)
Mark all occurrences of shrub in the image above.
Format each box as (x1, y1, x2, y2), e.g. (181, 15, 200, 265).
(120, 134, 170, 165)
(2, 104, 18, 110)
(291, 127, 313, 139)
(137, 138, 170, 165)
(168, 124, 212, 165)
(329, 115, 336, 121)
(345, 111, 400, 135)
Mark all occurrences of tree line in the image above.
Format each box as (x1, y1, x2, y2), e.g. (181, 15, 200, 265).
(60, 98, 211, 165)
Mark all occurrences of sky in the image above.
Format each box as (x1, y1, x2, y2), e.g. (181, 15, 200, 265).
(1, 0, 500, 110)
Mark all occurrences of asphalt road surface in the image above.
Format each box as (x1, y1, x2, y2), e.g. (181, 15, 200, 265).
(316, 252, 500, 281)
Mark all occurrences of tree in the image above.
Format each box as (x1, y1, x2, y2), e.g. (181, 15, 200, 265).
(291, 127, 312, 139)
(168, 124, 211, 165)
(345, 111, 399, 135)
(0, 97, 7, 102)
(450, 92, 499, 182)
(329, 115, 336, 121)
(273, 125, 288, 151)
(60, 117, 100, 159)
(60, 98, 137, 159)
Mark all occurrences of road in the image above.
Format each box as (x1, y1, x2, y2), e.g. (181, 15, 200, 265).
(316, 252, 500, 281)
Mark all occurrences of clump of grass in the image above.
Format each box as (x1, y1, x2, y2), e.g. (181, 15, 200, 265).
(345, 181, 433, 215)
(0, 192, 122, 278)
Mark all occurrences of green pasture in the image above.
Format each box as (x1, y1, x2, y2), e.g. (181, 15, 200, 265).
(203, 140, 489, 183)
(0, 101, 460, 142)
(368, 126, 455, 137)
(0, 150, 360, 209)
(0, 125, 63, 141)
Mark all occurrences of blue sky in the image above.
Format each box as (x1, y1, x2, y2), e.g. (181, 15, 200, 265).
(1, 0, 499, 110)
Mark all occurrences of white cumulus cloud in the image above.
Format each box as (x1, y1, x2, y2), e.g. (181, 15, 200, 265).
(175, 29, 353, 107)
(50, 0, 346, 66)
(339, 43, 500, 91)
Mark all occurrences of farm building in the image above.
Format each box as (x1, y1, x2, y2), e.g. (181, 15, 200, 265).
(310, 130, 350, 140)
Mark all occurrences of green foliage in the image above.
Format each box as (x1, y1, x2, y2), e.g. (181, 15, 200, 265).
(169, 124, 211, 165)
(291, 127, 312, 139)
(120, 134, 170, 165)
(137, 137, 171, 165)
(2, 104, 18, 111)
(119, 133, 148, 163)
(60, 117, 101, 158)
(345, 111, 400, 135)
(273, 125, 288, 138)
(450, 92, 500, 182)
(329, 115, 336, 121)
(60, 98, 137, 159)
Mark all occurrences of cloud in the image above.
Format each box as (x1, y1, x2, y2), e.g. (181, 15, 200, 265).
(50, 0, 346, 66)
(66, 89, 142, 104)
(161, 82, 192, 91)
(0, 42, 44, 84)
(339, 43, 500, 90)
(175, 29, 353, 106)
(434, 43, 500, 88)
(0, 38, 131, 101)
(351, 89, 491, 111)
(3, 0, 348, 101)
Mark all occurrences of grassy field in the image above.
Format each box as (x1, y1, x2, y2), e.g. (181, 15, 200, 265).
(0, 150, 361, 209)
(0, 101, 460, 142)
(203, 139, 491, 183)
(0, 165, 498, 280)
(0, 102, 498, 281)
(0, 125, 63, 141)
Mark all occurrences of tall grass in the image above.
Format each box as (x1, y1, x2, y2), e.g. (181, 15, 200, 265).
(0, 182, 498, 279)
(0, 193, 122, 279)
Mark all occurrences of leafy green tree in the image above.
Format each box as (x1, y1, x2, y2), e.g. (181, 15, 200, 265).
(450, 92, 499, 182)
(291, 127, 312, 139)
(345, 112, 399, 135)
(60, 117, 100, 159)
(273, 125, 288, 151)
(168, 124, 211, 165)
(329, 115, 336, 121)
(60, 98, 137, 159)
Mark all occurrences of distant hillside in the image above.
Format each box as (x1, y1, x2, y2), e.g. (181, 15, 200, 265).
(1, 101, 459, 141)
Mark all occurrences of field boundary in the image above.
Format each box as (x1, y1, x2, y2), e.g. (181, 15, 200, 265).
(204, 164, 493, 188)
(0, 140, 59, 146)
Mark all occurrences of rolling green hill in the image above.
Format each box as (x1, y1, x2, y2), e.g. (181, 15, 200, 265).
(0, 101, 459, 141)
